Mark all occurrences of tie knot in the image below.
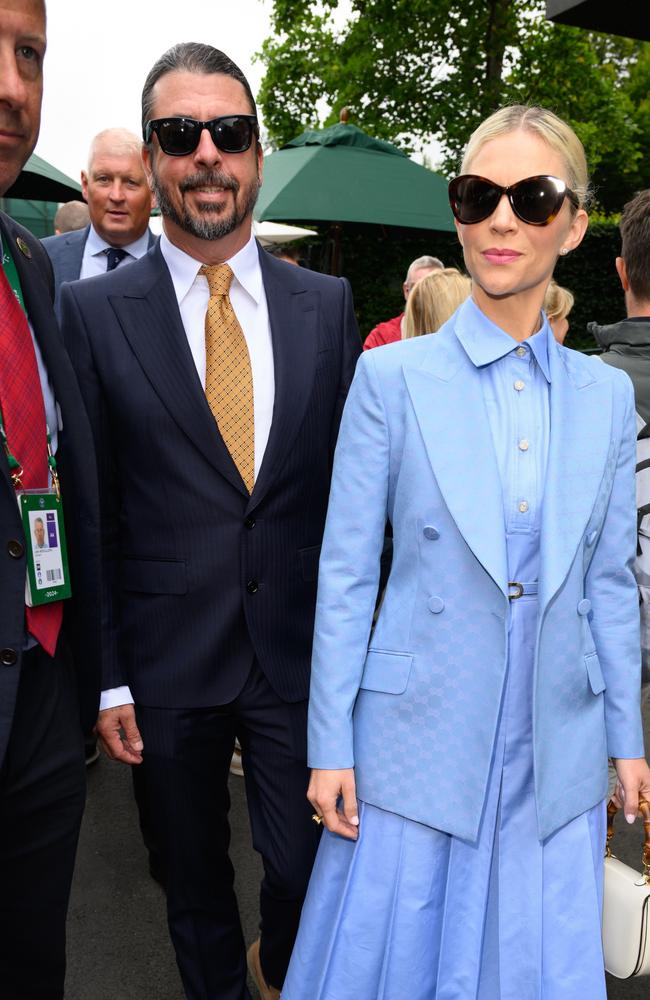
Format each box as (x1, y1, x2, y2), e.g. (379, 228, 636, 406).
(105, 247, 128, 271)
(200, 263, 234, 297)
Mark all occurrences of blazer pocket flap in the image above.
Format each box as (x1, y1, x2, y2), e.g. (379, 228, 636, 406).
(360, 650, 413, 694)
(120, 558, 187, 595)
(585, 651, 606, 694)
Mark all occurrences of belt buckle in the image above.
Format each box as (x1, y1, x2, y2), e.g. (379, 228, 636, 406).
(508, 581, 524, 601)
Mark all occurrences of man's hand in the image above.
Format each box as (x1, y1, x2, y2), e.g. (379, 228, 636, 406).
(96, 704, 144, 765)
(308, 768, 359, 840)
(613, 757, 650, 823)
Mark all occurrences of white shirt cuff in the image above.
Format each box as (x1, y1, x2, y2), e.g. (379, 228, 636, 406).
(100, 685, 134, 711)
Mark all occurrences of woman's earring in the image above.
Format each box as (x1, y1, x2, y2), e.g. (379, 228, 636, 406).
(560, 248, 569, 256)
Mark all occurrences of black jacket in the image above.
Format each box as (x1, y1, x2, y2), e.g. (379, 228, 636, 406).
(590, 317, 650, 424)
(0, 212, 101, 761)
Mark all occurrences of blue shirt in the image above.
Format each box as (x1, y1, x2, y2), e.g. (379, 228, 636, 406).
(455, 297, 553, 582)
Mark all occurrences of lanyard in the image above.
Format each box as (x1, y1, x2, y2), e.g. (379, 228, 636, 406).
(0, 246, 59, 495)
(2, 242, 26, 310)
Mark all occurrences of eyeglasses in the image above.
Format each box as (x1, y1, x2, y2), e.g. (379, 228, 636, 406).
(448, 174, 580, 226)
(144, 115, 258, 156)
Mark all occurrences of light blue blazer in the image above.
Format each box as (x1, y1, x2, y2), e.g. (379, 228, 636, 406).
(308, 301, 645, 842)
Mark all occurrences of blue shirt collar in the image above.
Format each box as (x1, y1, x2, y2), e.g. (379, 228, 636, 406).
(454, 296, 552, 383)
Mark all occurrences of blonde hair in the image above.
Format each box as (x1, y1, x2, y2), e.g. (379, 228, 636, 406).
(461, 105, 591, 209)
(544, 279, 574, 324)
(403, 268, 472, 339)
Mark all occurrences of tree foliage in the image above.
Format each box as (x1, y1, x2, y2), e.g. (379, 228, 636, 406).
(257, 0, 650, 212)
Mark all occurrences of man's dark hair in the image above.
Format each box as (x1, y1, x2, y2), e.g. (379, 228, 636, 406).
(620, 190, 650, 301)
(141, 42, 257, 140)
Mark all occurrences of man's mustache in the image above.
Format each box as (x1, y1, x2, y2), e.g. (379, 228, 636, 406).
(180, 172, 239, 195)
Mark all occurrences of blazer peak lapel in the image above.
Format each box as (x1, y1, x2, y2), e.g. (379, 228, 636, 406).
(110, 260, 249, 496)
(403, 342, 509, 597)
(539, 347, 612, 610)
(250, 262, 318, 507)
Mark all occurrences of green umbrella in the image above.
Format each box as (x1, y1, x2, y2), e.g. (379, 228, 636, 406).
(5, 152, 82, 202)
(256, 122, 454, 235)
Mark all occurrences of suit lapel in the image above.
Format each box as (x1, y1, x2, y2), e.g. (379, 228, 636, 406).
(539, 344, 612, 611)
(249, 248, 318, 508)
(61, 228, 88, 283)
(403, 333, 509, 596)
(108, 246, 248, 496)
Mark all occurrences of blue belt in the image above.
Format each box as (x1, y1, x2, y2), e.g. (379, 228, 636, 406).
(508, 581, 538, 600)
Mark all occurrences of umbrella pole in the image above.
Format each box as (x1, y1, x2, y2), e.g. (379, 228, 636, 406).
(330, 222, 342, 276)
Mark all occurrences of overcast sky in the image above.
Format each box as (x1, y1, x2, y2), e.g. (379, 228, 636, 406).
(34, 0, 274, 183)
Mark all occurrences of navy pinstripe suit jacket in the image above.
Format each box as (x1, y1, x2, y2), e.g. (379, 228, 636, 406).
(60, 240, 360, 707)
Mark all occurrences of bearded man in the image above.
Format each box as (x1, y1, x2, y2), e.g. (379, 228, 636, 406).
(60, 42, 360, 1000)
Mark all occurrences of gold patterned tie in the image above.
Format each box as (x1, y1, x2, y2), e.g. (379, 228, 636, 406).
(201, 263, 255, 493)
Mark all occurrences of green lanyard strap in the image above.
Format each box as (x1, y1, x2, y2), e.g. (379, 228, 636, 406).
(0, 244, 58, 494)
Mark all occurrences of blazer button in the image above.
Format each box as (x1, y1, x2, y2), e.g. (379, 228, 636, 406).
(246, 580, 259, 594)
(577, 599, 591, 616)
(1, 648, 18, 666)
(7, 540, 24, 559)
(428, 596, 445, 614)
(423, 525, 440, 540)
(244, 517, 256, 530)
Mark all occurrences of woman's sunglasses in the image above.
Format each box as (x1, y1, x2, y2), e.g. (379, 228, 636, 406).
(448, 174, 579, 227)
(144, 115, 258, 156)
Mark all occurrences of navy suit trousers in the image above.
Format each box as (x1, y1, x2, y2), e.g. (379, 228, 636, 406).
(136, 661, 321, 1000)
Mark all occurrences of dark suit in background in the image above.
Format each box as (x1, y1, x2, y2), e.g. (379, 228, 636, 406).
(42, 224, 156, 314)
(61, 239, 360, 998)
(0, 214, 101, 998)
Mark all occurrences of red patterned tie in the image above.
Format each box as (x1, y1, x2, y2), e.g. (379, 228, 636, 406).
(0, 264, 63, 655)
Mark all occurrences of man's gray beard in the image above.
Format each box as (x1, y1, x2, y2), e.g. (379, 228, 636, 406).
(151, 168, 259, 241)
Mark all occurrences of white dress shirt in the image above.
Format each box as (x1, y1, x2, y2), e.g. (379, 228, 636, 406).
(79, 225, 151, 279)
(101, 228, 275, 711)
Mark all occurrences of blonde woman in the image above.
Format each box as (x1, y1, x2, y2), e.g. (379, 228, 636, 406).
(402, 267, 471, 339)
(283, 105, 650, 1000)
(544, 278, 575, 343)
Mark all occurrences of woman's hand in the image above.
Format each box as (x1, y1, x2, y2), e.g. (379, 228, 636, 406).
(308, 768, 359, 841)
(612, 757, 650, 823)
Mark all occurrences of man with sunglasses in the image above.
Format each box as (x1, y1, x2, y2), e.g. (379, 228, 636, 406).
(60, 41, 360, 1000)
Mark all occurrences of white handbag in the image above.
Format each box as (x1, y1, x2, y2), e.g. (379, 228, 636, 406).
(602, 797, 650, 978)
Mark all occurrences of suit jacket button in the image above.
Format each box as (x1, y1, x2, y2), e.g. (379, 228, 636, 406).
(7, 540, 24, 558)
(428, 596, 445, 614)
(577, 598, 591, 616)
(1, 648, 18, 666)
(423, 525, 440, 540)
(244, 517, 256, 530)
(246, 580, 259, 594)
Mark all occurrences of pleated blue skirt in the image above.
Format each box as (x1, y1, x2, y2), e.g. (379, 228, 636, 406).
(282, 589, 607, 1000)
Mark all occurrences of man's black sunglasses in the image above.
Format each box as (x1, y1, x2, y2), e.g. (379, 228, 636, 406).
(144, 115, 258, 156)
(448, 174, 580, 227)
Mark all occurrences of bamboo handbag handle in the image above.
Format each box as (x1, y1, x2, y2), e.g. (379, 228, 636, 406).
(606, 797, 650, 883)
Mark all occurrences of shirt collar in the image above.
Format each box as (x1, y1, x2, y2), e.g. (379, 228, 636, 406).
(454, 296, 552, 383)
(86, 224, 150, 260)
(159, 229, 261, 307)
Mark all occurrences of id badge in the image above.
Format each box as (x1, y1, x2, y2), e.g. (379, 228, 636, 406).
(17, 490, 72, 606)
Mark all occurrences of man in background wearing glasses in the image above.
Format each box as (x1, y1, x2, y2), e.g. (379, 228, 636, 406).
(61, 42, 360, 1000)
